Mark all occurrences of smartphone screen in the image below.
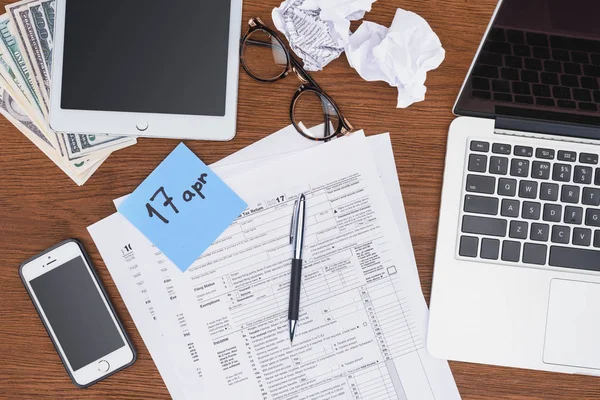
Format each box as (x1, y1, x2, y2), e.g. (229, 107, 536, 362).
(29, 256, 125, 371)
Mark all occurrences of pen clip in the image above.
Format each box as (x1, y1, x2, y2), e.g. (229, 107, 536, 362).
(290, 199, 299, 245)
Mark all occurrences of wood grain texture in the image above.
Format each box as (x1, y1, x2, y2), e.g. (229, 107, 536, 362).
(1, 0, 600, 398)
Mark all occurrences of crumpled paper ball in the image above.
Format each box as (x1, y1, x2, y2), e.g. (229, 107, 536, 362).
(345, 8, 446, 108)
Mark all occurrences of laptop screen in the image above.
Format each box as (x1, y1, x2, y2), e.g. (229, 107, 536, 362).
(454, 0, 600, 130)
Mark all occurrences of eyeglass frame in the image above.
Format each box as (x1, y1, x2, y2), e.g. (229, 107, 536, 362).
(240, 17, 354, 141)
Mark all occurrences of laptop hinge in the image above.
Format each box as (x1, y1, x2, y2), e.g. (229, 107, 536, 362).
(495, 116, 600, 145)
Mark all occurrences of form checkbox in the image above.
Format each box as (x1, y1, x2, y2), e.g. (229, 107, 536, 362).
(387, 266, 397, 275)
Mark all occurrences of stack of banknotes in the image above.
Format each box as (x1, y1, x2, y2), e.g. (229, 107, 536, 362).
(0, 0, 136, 185)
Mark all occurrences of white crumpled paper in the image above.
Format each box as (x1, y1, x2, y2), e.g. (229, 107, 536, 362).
(272, 0, 377, 71)
(345, 8, 445, 108)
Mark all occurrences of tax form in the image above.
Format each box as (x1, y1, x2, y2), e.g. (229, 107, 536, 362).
(89, 129, 460, 399)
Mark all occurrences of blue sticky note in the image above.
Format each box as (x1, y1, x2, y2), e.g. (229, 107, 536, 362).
(118, 143, 247, 271)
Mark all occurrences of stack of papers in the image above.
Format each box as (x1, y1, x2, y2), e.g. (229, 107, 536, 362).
(88, 125, 461, 399)
(0, 0, 136, 185)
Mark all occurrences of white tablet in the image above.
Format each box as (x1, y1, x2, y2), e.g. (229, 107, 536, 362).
(49, 0, 242, 140)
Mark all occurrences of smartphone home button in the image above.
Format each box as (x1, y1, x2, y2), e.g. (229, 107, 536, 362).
(98, 360, 110, 372)
(136, 121, 148, 132)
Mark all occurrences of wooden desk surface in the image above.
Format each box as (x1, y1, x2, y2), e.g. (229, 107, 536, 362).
(2, 0, 600, 399)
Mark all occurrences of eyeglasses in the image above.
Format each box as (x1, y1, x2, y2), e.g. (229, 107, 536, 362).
(240, 17, 353, 141)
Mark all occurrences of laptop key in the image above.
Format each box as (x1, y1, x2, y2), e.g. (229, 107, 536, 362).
(573, 88, 592, 102)
(542, 72, 560, 85)
(532, 47, 550, 59)
(459, 236, 479, 257)
(511, 159, 530, 177)
(530, 223, 549, 242)
(573, 228, 592, 246)
(595, 231, 600, 248)
(515, 95, 534, 104)
(501, 241, 521, 262)
(558, 100, 577, 109)
(551, 225, 570, 244)
(583, 187, 600, 206)
(489, 156, 508, 175)
(543, 203, 562, 222)
(531, 161, 550, 179)
(504, 55, 523, 68)
(521, 70, 539, 83)
(540, 183, 559, 201)
(552, 49, 570, 62)
(580, 153, 599, 165)
(561, 185, 580, 203)
(468, 154, 487, 172)
(532, 84, 551, 97)
(523, 243, 547, 265)
(549, 246, 600, 271)
(596, 168, 600, 185)
(574, 166, 593, 184)
(502, 68, 519, 80)
(509, 220, 528, 239)
(480, 238, 500, 260)
(464, 195, 498, 215)
(552, 86, 571, 99)
(466, 175, 495, 194)
(535, 148, 554, 159)
(522, 201, 541, 220)
(501, 199, 520, 217)
(514, 146, 533, 157)
(470, 141, 489, 152)
(512, 81, 530, 94)
(584, 64, 600, 78)
(492, 143, 511, 154)
(492, 80, 510, 93)
(462, 215, 507, 237)
(585, 209, 600, 227)
(552, 164, 572, 181)
(581, 76, 600, 90)
(536, 98, 555, 107)
(564, 206, 583, 224)
(498, 178, 517, 196)
(524, 58, 542, 71)
(519, 180, 538, 198)
(561, 74, 579, 87)
(579, 102, 598, 112)
(558, 151, 577, 162)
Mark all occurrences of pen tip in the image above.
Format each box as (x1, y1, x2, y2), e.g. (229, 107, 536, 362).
(289, 320, 297, 343)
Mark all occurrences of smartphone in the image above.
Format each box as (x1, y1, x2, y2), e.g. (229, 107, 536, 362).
(19, 239, 136, 388)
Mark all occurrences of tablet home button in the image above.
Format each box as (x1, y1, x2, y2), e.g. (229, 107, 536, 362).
(136, 121, 148, 131)
(97, 360, 110, 372)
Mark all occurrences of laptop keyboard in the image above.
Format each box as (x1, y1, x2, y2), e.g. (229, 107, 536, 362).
(471, 28, 600, 112)
(459, 139, 600, 272)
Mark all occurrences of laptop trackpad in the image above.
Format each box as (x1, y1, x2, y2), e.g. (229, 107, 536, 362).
(543, 279, 600, 370)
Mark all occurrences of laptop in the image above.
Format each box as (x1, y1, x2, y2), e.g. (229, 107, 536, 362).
(428, 0, 600, 375)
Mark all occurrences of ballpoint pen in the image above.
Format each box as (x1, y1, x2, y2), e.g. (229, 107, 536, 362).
(288, 193, 306, 343)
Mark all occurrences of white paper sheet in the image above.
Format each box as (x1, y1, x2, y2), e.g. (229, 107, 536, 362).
(345, 8, 445, 108)
(92, 133, 459, 399)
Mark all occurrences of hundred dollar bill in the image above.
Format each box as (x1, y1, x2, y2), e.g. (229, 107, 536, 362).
(61, 132, 137, 160)
(0, 43, 44, 124)
(0, 13, 46, 115)
(40, 0, 54, 40)
(0, 78, 103, 184)
(6, 2, 50, 105)
(29, 1, 52, 74)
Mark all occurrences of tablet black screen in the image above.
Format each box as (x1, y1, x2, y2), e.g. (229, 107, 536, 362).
(61, 0, 230, 116)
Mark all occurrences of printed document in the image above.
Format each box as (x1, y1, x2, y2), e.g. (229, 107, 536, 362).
(89, 129, 460, 399)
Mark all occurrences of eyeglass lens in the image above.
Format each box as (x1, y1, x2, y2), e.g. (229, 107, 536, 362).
(242, 29, 288, 81)
(292, 90, 340, 140)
